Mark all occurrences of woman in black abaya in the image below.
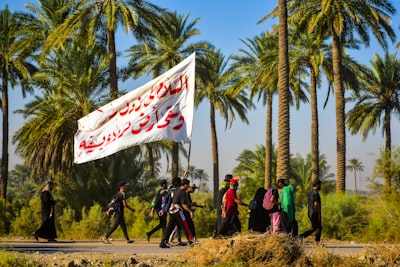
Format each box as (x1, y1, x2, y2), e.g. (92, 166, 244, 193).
(33, 181, 57, 242)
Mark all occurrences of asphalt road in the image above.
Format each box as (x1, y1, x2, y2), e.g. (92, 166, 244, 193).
(0, 239, 368, 256)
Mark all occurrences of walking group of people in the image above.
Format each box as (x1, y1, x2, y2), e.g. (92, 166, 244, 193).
(145, 176, 203, 248)
(215, 175, 323, 245)
(32, 175, 322, 245)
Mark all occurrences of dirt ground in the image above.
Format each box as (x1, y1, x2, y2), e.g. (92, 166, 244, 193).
(15, 251, 181, 267)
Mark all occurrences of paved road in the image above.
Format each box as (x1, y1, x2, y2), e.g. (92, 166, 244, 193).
(0, 239, 367, 256)
(0, 239, 187, 256)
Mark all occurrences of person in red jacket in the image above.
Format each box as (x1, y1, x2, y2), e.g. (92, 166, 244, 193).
(217, 178, 248, 237)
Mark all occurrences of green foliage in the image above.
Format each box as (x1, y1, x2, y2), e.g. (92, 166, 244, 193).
(74, 204, 108, 239)
(360, 193, 400, 242)
(10, 198, 41, 237)
(0, 200, 13, 236)
(297, 193, 369, 241)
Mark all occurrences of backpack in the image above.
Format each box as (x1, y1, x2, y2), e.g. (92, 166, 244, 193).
(262, 188, 276, 210)
(108, 192, 121, 214)
(161, 189, 173, 213)
(249, 199, 257, 210)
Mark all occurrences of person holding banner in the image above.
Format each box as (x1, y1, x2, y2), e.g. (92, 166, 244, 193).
(159, 178, 194, 248)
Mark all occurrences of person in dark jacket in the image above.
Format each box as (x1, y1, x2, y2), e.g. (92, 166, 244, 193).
(214, 174, 232, 237)
(33, 181, 57, 242)
(146, 179, 168, 242)
(103, 181, 135, 244)
(248, 187, 270, 233)
(300, 180, 322, 244)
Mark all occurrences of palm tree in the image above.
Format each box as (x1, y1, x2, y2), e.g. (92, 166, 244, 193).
(346, 52, 400, 195)
(276, 0, 291, 181)
(43, 0, 164, 98)
(196, 48, 251, 205)
(124, 11, 209, 179)
(229, 30, 307, 189)
(233, 144, 275, 188)
(18, 0, 74, 54)
(289, 0, 396, 193)
(0, 7, 36, 199)
(346, 158, 364, 195)
(13, 37, 109, 180)
(291, 29, 328, 184)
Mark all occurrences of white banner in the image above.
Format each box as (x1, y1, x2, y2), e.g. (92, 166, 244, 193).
(74, 53, 196, 164)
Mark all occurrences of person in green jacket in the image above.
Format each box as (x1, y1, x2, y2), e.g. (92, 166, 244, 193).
(279, 178, 298, 236)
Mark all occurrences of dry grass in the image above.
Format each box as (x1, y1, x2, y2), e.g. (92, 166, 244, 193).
(2, 234, 400, 266)
(182, 233, 400, 267)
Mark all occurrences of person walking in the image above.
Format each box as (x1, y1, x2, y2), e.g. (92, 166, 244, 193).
(33, 181, 57, 242)
(103, 181, 135, 244)
(248, 187, 270, 233)
(280, 178, 298, 236)
(159, 178, 194, 248)
(214, 174, 232, 237)
(300, 180, 322, 244)
(146, 179, 168, 242)
(265, 179, 285, 234)
(217, 178, 248, 237)
(184, 183, 204, 242)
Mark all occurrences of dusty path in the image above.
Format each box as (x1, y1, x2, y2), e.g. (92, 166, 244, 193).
(0, 238, 366, 255)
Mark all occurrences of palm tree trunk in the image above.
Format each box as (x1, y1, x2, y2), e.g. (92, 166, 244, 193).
(332, 30, 346, 193)
(310, 68, 320, 183)
(264, 90, 273, 189)
(210, 103, 219, 206)
(383, 110, 391, 194)
(353, 170, 358, 195)
(1, 73, 9, 199)
(107, 29, 118, 99)
(276, 0, 291, 180)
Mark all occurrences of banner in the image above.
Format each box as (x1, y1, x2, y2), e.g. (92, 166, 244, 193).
(74, 53, 196, 164)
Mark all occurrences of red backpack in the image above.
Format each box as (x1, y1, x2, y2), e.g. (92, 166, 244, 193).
(262, 188, 276, 210)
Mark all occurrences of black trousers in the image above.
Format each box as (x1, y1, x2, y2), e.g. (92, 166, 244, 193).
(162, 211, 192, 243)
(218, 215, 241, 237)
(105, 212, 129, 240)
(148, 212, 167, 237)
(300, 213, 322, 242)
(280, 210, 298, 236)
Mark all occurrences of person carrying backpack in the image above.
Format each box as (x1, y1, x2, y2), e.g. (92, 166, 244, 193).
(103, 181, 135, 244)
(146, 179, 168, 242)
(264, 179, 285, 234)
(160, 178, 194, 248)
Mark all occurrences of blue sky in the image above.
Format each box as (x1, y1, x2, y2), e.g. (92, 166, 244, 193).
(2, 0, 400, 191)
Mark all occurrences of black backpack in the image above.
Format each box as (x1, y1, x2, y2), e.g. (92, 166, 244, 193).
(108, 192, 121, 213)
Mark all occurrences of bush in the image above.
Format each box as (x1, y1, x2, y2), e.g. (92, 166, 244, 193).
(296, 193, 368, 241)
(10, 198, 41, 237)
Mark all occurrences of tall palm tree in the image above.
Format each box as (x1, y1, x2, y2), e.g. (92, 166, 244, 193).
(229, 30, 308, 189)
(289, 0, 396, 193)
(196, 48, 251, 205)
(346, 158, 364, 195)
(43, 0, 164, 98)
(124, 11, 209, 179)
(229, 31, 279, 189)
(0, 7, 36, 199)
(276, 0, 291, 181)
(13, 37, 109, 180)
(291, 29, 329, 184)
(346, 52, 400, 194)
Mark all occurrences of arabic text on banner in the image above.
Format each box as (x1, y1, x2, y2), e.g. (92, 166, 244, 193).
(74, 53, 196, 164)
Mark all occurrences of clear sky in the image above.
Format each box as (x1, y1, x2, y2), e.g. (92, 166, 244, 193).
(2, 0, 400, 191)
